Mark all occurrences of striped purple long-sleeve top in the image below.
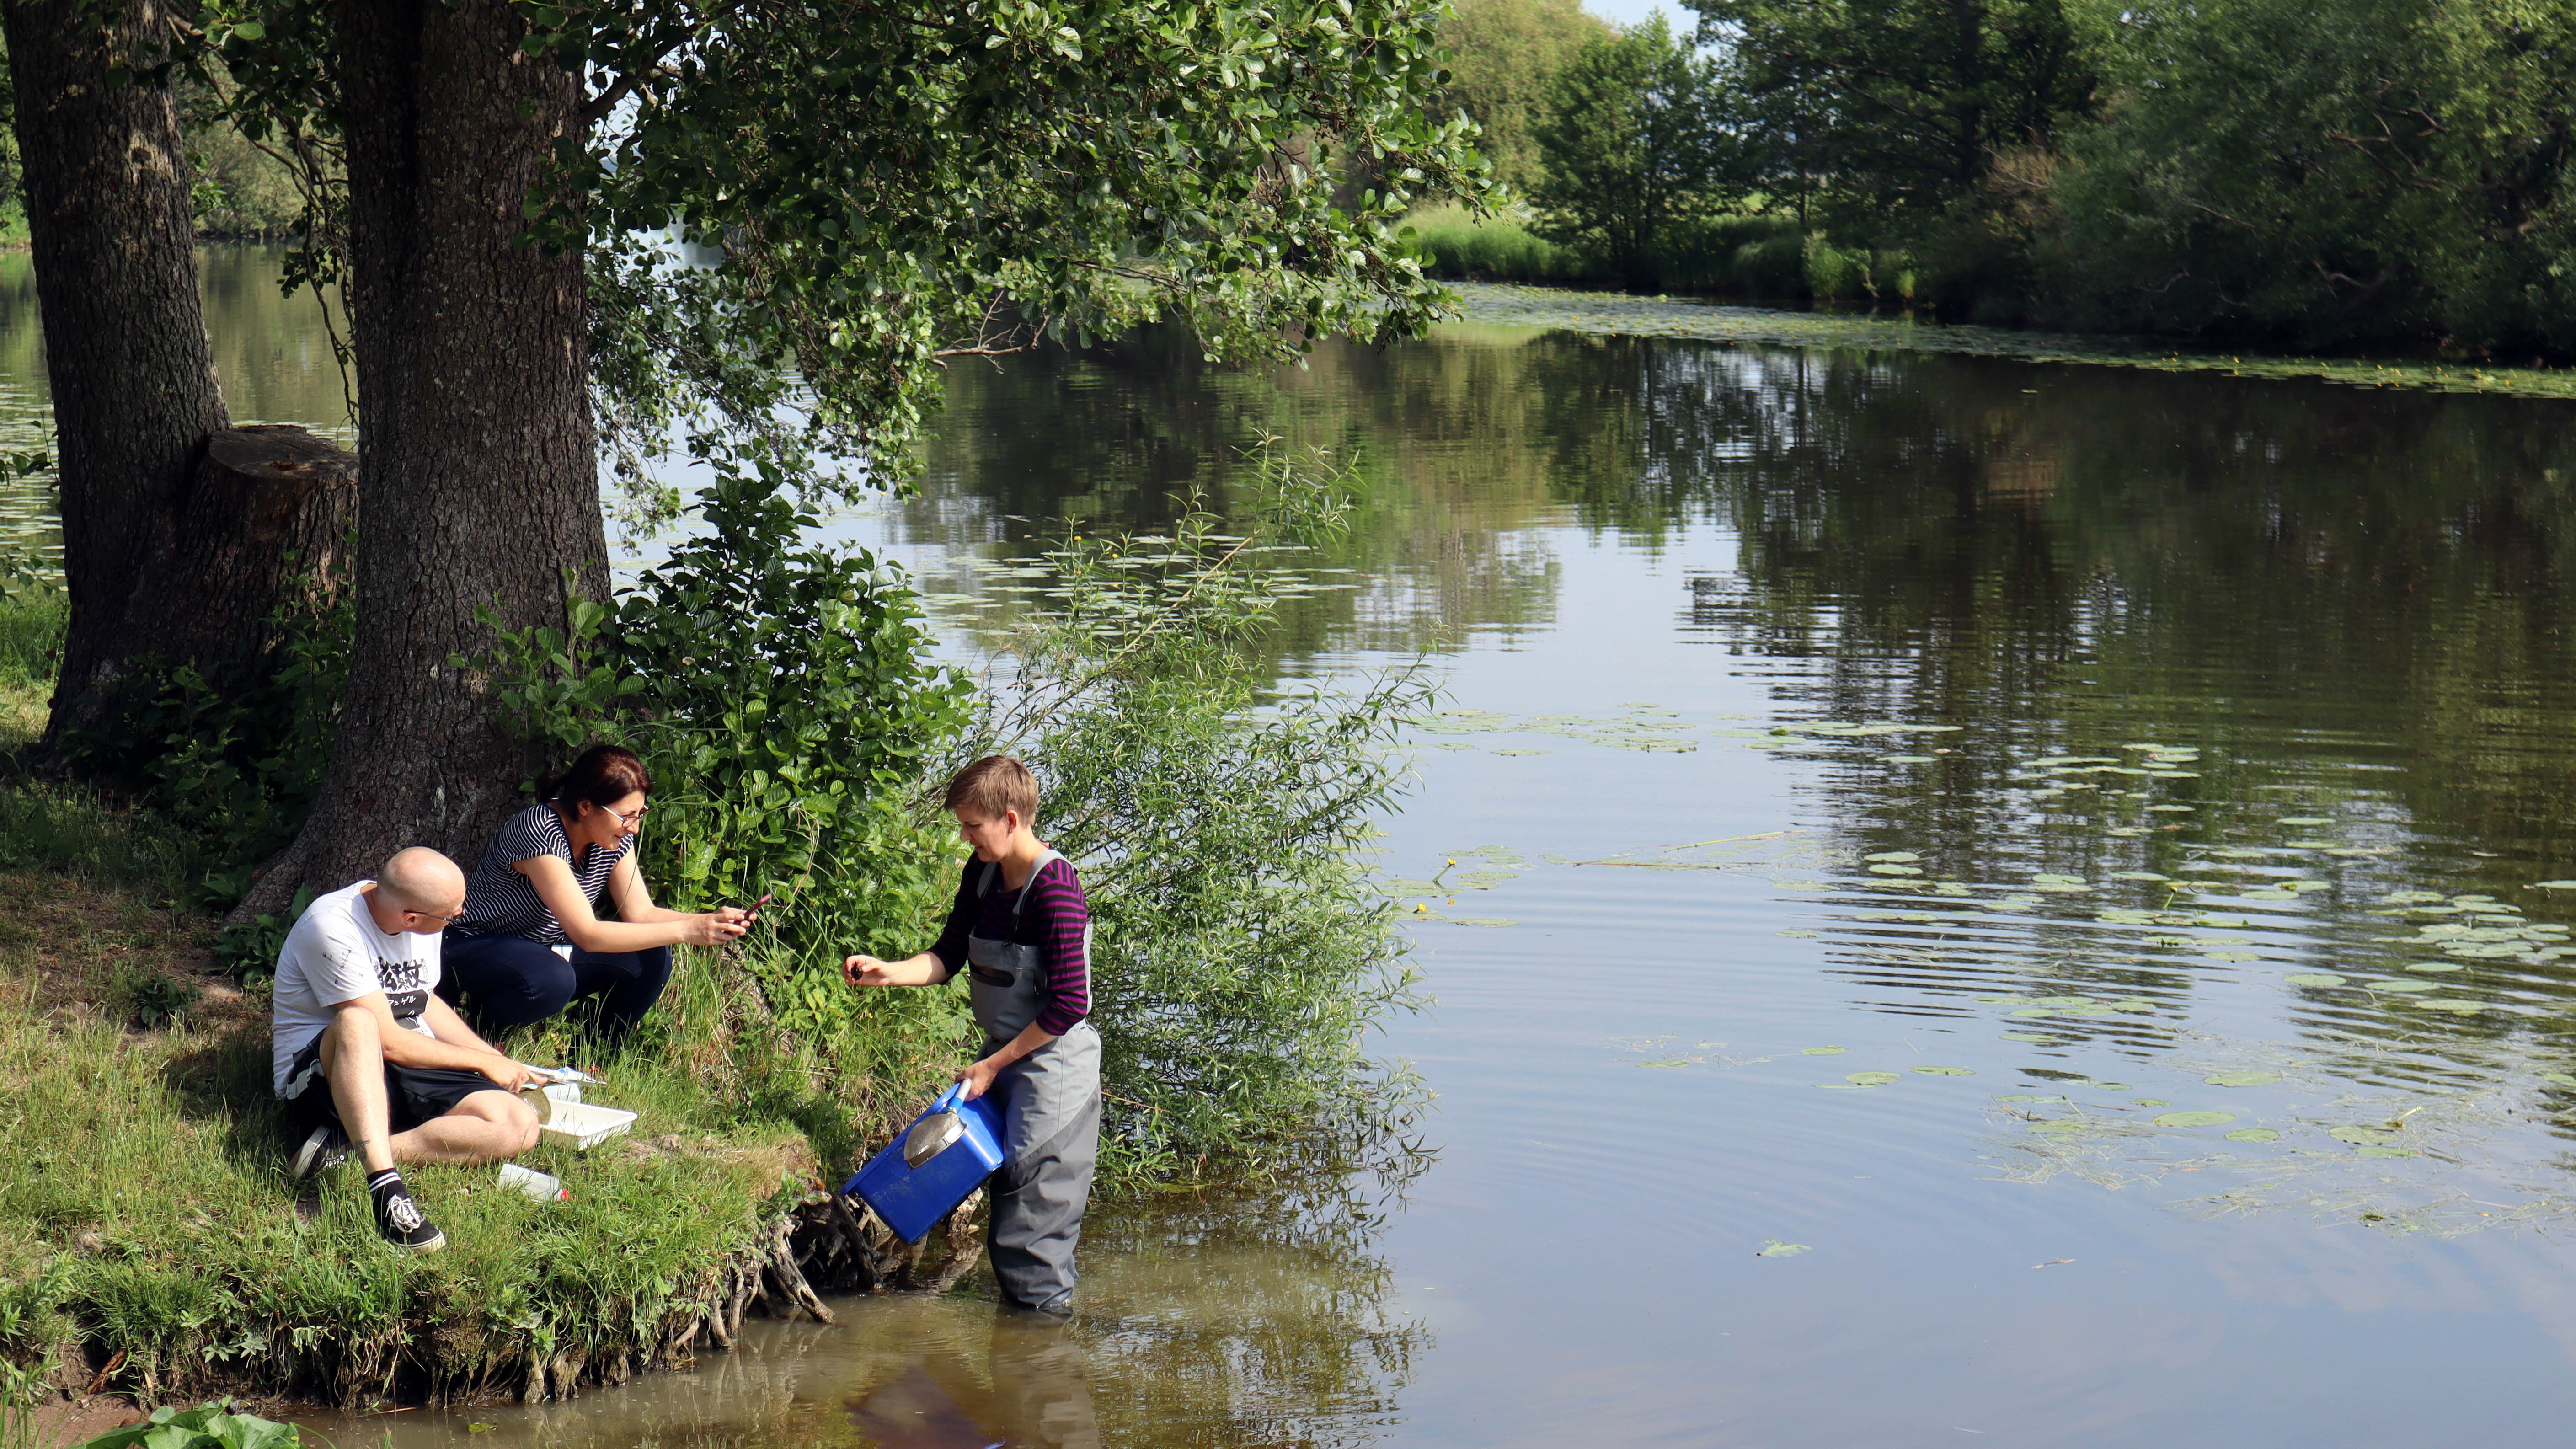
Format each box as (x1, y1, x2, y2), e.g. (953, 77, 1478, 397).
(927, 855, 1091, 1036)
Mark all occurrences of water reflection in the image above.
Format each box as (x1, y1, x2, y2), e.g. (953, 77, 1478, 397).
(0, 245, 350, 574)
(319, 1171, 1424, 1449)
(845, 1308, 1094, 1449)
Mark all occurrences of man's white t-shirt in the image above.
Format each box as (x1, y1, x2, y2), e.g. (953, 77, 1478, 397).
(270, 880, 443, 1094)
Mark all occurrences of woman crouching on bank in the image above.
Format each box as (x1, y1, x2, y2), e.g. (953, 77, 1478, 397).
(844, 755, 1099, 1319)
(437, 744, 748, 1048)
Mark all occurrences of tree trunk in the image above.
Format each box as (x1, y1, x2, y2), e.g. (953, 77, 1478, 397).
(240, 0, 604, 912)
(3, 0, 233, 750)
(120, 426, 358, 669)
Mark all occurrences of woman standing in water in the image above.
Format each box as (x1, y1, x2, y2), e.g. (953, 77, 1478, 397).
(437, 744, 748, 1047)
(844, 755, 1100, 1318)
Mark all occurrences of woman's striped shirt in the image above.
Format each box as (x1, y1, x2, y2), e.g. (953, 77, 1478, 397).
(452, 803, 631, 945)
(928, 855, 1091, 1036)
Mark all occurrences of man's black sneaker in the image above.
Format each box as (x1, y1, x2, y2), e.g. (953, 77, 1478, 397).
(368, 1170, 446, 1253)
(291, 1123, 350, 1181)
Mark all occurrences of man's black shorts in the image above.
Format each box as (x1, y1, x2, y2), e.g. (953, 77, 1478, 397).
(278, 1030, 502, 1136)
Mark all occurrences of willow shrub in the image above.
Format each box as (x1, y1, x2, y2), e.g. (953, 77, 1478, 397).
(975, 444, 1432, 1184)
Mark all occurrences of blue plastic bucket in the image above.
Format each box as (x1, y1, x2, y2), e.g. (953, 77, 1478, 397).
(842, 1082, 1006, 1243)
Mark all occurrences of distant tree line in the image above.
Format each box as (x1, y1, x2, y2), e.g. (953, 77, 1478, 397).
(1427, 0, 2576, 354)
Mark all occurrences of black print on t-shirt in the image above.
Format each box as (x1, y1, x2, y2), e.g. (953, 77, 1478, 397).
(379, 952, 427, 1025)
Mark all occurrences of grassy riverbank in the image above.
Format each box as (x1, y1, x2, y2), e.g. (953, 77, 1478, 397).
(0, 825, 828, 1417)
(1450, 282, 2576, 403)
(0, 635, 885, 1423)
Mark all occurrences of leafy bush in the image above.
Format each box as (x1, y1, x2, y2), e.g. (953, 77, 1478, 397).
(1803, 234, 1865, 301)
(68, 1403, 298, 1449)
(477, 453, 973, 1061)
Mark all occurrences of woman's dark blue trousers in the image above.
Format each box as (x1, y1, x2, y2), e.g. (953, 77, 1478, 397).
(436, 933, 672, 1048)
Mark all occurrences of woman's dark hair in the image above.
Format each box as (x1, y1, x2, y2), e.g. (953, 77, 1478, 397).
(537, 744, 651, 813)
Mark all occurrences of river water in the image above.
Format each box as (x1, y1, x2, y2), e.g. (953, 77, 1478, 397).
(27, 251, 2576, 1445)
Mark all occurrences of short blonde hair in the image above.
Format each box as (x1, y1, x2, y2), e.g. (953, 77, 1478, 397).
(944, 755, 1039, 823)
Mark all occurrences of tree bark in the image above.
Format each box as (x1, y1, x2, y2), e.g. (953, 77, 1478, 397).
(3, 0, 230, 749)
(123, 426, 358, 668)
(241, 0, 604, 911)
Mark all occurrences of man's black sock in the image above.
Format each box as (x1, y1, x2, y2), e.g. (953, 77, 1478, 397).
(367, 1167, 404, 1202)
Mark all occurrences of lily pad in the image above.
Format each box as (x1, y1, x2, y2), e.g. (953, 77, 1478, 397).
(1912, 1065, 1975, 1075)
(2530, 881, 2576, 890)
(2133, 1098, 2170, 1107)
(2205, 1071, 2282, 1087)
(1868, 863, 1925, 876)
(2354, 1144, 2416, 1159)
(2225, 1128, 2281, 1143)
(2286, 973, 2347, 987)
(2404, 962, 2467, 973)
(2407, 998, 2484, 1012)
(2154, 1110, 2236, 1128)
(2000, 1032, 2062, 1043)
(1880, 754, 1938, 764)
(1451, 918, 1520, 927)
(1863, 850, 1921, 863)
(2277, 817, 2333, 827)
(1756, 1240, 1811, 1257)
(2328, 1125, 2394, 1145)
(1801, 1046, 1847, 1055)
(2367, 978, 2441, 993)
(2544, 1072, 2576, 1088)
(1847, 1071, 1902, 1085)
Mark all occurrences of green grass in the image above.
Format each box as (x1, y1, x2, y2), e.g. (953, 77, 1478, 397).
(0, 975, 818, 1408)
(0, 592, 60, 692)
(1406, 204, 1584, 283)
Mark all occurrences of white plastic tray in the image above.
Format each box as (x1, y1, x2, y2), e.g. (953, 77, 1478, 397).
(537, 1100, 637, 1151)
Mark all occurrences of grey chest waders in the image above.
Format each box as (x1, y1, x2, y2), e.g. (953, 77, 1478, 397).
(961, 849, 1101, 1314)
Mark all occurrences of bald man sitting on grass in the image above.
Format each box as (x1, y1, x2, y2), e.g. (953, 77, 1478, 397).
(271, 847, 542, 1253)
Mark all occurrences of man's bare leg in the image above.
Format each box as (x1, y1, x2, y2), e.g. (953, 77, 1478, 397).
(389, 1091, 542, 1166)
(319, 1005, 399, 1173)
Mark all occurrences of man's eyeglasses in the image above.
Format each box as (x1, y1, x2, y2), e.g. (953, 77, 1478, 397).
(404, 908, 460, 926)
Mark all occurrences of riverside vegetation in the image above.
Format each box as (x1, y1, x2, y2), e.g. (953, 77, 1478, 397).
(1417, 0, 2576, 355)
(0, 444, 1425, 1419)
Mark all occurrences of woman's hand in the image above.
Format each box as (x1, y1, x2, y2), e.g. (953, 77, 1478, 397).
(953, 1056, 1001, 1100)
(684, 912, 748, 947)
(844, 953, 895, 987)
